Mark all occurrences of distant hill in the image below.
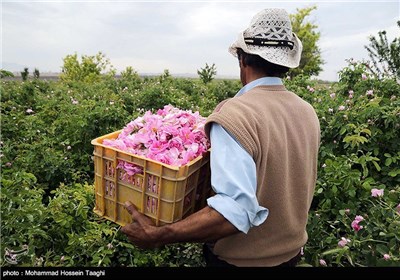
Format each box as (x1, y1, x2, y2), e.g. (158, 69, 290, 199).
(3, 72, 239, 81)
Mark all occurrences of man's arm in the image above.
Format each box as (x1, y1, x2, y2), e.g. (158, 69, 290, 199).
(120, 201, 238, 249)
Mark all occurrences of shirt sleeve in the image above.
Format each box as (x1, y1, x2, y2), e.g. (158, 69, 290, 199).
(206, 123, 269, 234)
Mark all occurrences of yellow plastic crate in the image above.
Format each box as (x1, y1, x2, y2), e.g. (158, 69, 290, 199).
(91, 130, 212, 226)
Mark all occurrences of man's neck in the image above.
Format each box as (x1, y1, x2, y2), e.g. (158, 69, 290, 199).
(243, 67, 271, 85)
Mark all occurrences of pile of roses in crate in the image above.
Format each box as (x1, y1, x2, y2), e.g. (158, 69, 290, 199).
(103, 105, 210, 176)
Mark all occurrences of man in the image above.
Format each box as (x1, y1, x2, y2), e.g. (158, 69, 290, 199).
(121, 8, 320, 267)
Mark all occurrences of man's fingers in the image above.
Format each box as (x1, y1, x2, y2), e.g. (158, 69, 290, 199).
(124, 201, 138, 216)
(123, 200, 155, 226)
(124, 201, 145, 222)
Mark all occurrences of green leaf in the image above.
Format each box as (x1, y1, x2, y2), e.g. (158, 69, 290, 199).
(348, 189, 356, 197)
(388, 169, 400, 177)
(322, 247, 346, 256)
(360, 128, 371, 136)
(376, 244, 389, 255)
(372, 161, 381, 171)
(346, 254, 354, 266)
(296, 263, 313, 267)
(336, 248, 346, 263)
(385, 158, 392, 166)
(343, 135, 368, 147)
(120, 242, 136, 250)
(359, 136, 368, 143)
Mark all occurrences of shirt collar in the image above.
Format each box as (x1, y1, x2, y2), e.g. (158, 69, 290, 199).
(235, 77, 283, 97)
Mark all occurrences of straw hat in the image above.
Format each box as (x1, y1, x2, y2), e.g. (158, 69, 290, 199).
(229, 8, 303, 68)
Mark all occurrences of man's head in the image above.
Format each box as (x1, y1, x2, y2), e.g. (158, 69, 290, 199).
(236, 48, 290, 78)
(229, 8, 303, 81)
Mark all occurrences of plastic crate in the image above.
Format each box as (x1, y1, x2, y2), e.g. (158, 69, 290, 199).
(91, 130, 212, 226)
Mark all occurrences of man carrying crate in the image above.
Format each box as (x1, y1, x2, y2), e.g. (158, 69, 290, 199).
(121, 8, 320, 267)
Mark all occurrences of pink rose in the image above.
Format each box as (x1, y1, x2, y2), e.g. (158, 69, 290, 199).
(371, 188, 384, 197)
(354, 215, 364, 222)
(338, 237, 350, 248)
(351, 215, 364, 232)
(366, 90, 374, 96)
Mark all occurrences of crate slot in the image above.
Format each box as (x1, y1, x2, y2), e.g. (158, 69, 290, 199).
(105, 180, 115, 198)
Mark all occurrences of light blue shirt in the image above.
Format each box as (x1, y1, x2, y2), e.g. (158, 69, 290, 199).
(206, 77, 283, 233)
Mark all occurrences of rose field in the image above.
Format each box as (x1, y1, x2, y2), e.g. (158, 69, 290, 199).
(1, 59, 399, 267)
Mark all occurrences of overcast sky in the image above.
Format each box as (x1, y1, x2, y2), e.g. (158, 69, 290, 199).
(2, 0, 399, 81)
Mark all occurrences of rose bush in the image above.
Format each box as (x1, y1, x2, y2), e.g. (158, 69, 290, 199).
(286, 59, 400, 267)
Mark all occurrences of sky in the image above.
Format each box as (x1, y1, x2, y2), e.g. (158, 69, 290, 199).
(1, 0, 399, 81)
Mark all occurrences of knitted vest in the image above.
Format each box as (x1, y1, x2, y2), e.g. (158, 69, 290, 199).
(204, 85, 320, 267)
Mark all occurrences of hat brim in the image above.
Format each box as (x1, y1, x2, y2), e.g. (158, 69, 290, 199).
(229, 31, 303, 69)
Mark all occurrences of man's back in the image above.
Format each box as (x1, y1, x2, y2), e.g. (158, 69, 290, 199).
(205, 84, 320, 266)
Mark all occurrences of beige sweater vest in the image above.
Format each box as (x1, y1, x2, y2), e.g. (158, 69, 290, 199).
(204, 85, 320, 266)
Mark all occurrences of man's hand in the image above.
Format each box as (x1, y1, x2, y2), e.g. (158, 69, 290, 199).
(120, 201, 238, 249)
(120, 201, 161, 249)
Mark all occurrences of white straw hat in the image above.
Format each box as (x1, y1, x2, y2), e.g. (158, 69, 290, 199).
(229, 8, 303, 68)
